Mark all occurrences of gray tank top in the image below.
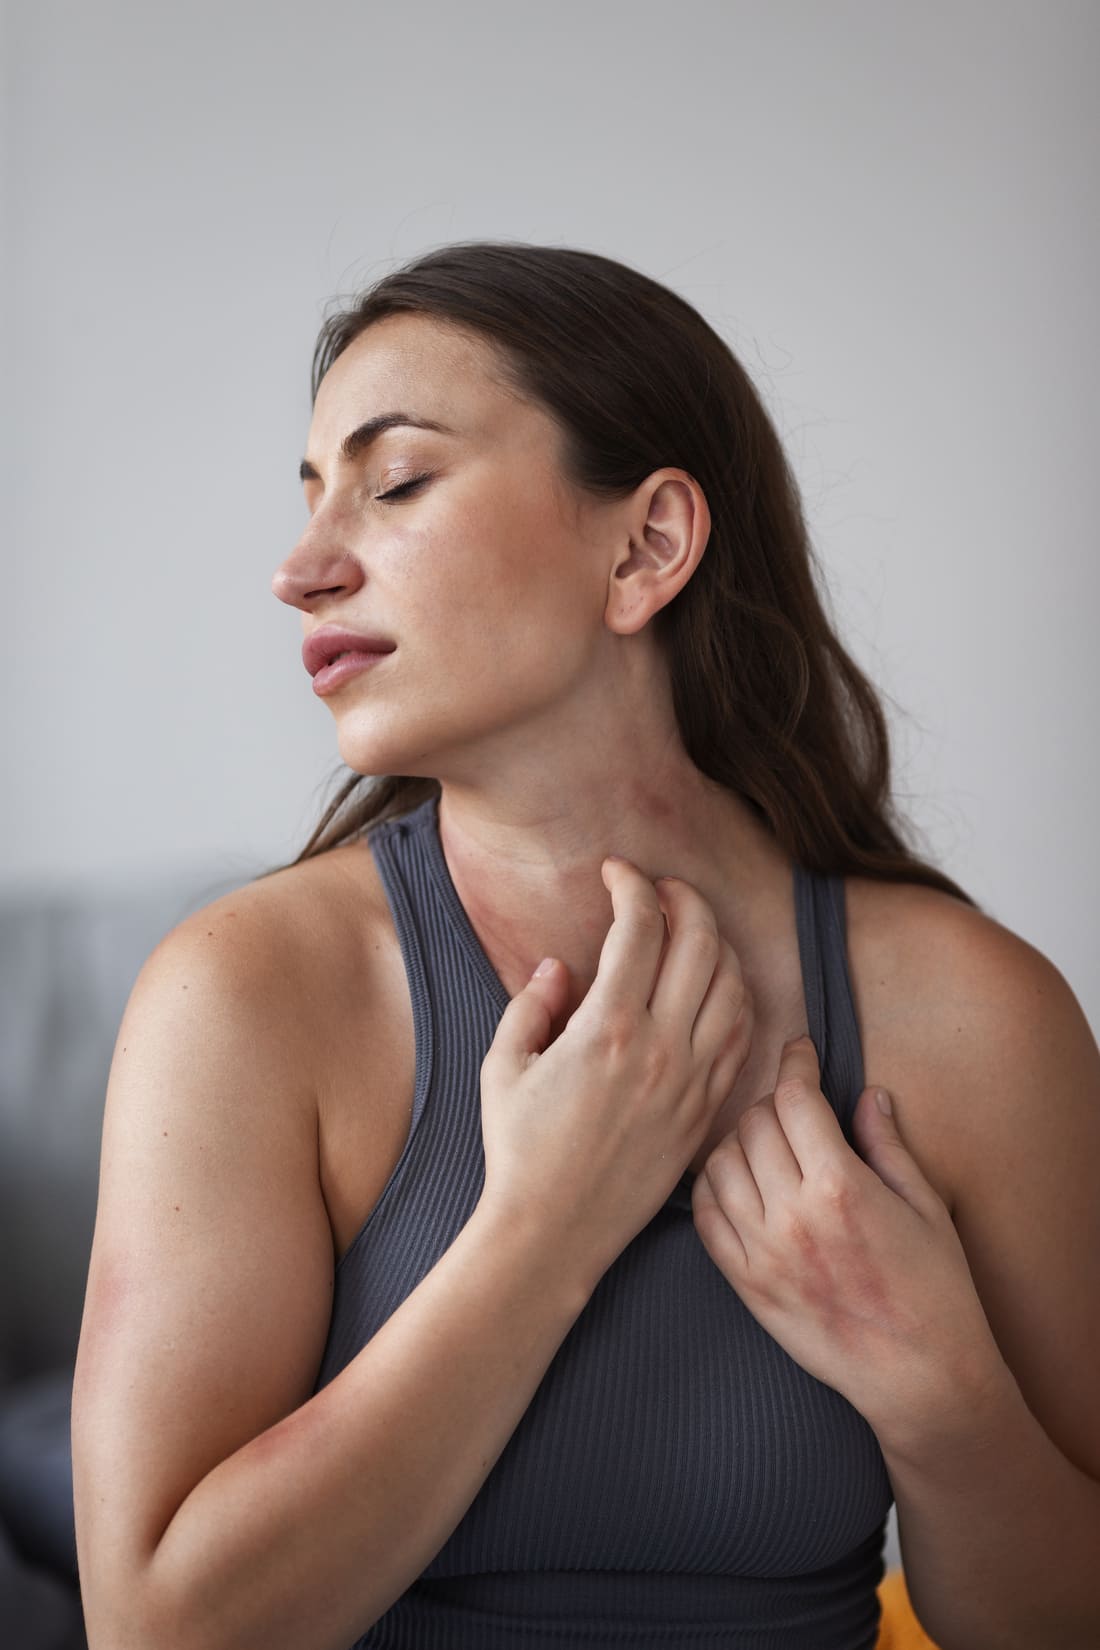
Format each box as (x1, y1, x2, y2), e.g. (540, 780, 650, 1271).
(311, 795, 893, 1648)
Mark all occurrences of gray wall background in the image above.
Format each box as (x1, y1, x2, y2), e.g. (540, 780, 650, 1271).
(3, 0, 1098, 1028)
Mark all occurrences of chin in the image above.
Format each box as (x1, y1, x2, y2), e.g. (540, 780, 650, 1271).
(331, 688, 509, 779)
(333, 718, 441, 781)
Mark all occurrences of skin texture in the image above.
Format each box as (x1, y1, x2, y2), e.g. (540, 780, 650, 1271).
(71, 313, 1100, 1650)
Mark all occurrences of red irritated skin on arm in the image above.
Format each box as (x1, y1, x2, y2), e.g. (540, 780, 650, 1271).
(693, 890, 1100, 1650)
(73, 860, 753, 1650)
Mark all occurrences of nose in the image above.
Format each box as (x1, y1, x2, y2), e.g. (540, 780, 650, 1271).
(271, 528, 366, 612)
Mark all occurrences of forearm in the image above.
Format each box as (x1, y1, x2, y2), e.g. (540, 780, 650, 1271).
(878, 1357, 1100, 1650)
(130, 1203, 590, 1650)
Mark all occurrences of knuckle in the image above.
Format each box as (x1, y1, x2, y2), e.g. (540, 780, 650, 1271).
(707, 1132, 744, 1171)
(681, 920, 720, 963)
(593, 1006, 637, 1055)
(629, 901, 665, 938)
(779, 1207, 819, 1256)
(816, 1161, 857, 1212)
(639, 1039, 674, 1086)
(736, 1099, 768, 1137)
(773, 1075, 809, 1110)
(678, 880, 715, 916)
(662, 880, 718, 929)
(723, 980, 755, 1046)
(677, 876, 715, 915)
(719, 976, 749, 1026)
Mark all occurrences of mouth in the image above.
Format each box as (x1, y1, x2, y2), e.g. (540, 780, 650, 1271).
(302, 626, 397, 699)
(302, 626, 397, 678)
(309, 648, 393, 697)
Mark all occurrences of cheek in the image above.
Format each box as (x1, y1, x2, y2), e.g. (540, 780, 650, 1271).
(481, 572, 597, 687)
(416, 533, 597, 656)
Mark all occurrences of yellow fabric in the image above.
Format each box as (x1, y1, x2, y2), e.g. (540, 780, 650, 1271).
(875, 1569, 941, 1649)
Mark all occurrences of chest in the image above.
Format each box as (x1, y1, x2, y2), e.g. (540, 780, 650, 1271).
(317, 941, 826, 1267)
(316, 1029, 893, 1580)
(316, 927, 954, 1271)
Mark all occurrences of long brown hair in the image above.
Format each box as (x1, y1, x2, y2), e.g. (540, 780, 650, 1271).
(286, 240, 976, 907)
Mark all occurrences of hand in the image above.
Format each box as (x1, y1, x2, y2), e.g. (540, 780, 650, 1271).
(479, 859, 753, 1292)
(691, 1035, 1005, 1444)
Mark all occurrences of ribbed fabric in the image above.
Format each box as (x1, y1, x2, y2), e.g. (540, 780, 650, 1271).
(311, 796, 893, 1648)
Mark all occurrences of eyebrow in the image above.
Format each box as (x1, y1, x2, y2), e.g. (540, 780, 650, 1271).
(299, 412, 456, 483)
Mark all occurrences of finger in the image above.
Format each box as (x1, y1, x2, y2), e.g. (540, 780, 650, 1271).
(736, 1097, 803, 1201)
(689, 935, 750, 1063)
(692, 1161, 750, 1276)
(483, 957, 571, 1077)
(689, 941, 754, 1114)
(769, 1033, 848, 1172)
(585, 857, 668, 1013)
(703, 1008, 755, 1114)
(851, 1086, 945, 1221)
(646, 876, 721, 1031)
(699, 1132, 765, 1224)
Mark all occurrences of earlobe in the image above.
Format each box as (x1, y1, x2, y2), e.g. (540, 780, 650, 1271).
(604, 471, 710, 636)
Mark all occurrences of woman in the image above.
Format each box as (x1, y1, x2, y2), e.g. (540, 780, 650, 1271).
(72, 242, 1100, 1650)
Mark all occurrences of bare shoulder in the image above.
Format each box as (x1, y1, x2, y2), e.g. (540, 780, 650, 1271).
(844, 872, 1093, 1094)
(90, 833, 399, 1307)
(843, 871, 1059, 1042)
(843, 873, 1096, 1204)
(143, 837, 393, 1026)
(115, 834, 412, 1261)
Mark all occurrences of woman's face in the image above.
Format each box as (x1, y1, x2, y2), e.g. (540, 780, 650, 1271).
(273, 313, 624, 782)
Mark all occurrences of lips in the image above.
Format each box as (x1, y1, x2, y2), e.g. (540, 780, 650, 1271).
(302, 626, 397, 679)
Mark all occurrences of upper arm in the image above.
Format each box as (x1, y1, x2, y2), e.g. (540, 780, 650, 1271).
(944, 934, 1100, 1480)
(72, 895, 336, 1612)
(875, 902, 1100, 1484)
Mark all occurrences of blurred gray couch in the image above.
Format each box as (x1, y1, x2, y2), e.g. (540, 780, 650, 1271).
(0, 871, 243, 1649)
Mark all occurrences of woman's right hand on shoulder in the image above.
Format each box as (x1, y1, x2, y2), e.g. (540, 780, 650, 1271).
(478, 859, 753, 1287)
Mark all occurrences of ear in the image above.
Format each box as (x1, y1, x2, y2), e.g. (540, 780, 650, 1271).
(604, 470, 711, 636)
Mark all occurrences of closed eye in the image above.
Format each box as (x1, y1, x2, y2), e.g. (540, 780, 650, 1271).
(376, 473, 431, 503)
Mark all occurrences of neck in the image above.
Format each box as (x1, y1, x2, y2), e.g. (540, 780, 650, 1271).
(434, 739, 791, 1022)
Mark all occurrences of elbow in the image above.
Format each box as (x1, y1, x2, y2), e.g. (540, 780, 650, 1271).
(79, 1555, 226, 1650)
(80, 1576, 181, 1650)
(80, 1584, 167, 1650)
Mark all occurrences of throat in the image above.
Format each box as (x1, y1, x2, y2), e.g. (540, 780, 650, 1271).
(432, 783, 801, 1025)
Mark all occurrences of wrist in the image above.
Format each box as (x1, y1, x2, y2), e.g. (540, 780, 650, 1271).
(468, 1192, 599, 1323)
(872, 1340, 1022, 1473)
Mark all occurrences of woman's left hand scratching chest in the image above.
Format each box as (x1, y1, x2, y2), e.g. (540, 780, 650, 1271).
(692, 1034, 1006, 1444)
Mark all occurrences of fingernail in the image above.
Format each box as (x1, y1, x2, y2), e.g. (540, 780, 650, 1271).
(533, 957, 556, 978)
(875, 1088, 893, 1116)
